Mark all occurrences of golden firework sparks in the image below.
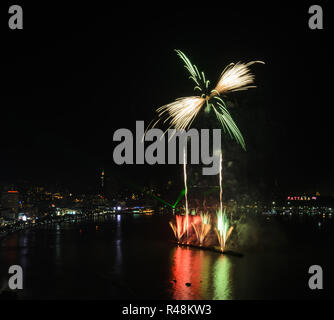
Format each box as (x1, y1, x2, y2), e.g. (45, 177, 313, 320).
(149, 50, 264, 150)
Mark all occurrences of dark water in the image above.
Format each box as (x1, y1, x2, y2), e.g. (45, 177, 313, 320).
(0, 214, 333, 299)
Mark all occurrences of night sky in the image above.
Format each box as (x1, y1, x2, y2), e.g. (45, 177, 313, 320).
(0, 2, 332, 197)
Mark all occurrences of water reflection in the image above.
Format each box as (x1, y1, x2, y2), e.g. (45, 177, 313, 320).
(170, 247, 196, 299)
(5, 234, 19, 262)
(213, 255, 232, 299)
(20, 232, 29, 270)
(55, 224, 61, 261)
(115, 214, 122, 274)
(0, 216, 240, 299)
(170, 246, 233, 300)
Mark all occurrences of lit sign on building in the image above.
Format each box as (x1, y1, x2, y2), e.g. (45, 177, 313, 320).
(287, 196, 317, 201)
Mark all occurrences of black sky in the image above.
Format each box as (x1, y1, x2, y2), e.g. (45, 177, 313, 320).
(0, 2, 333, 196)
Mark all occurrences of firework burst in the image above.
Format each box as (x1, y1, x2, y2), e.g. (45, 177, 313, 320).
(150, 50, 264, 150)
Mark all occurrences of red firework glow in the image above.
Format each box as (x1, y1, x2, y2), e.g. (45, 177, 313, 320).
(169, 215, 192, 243)
(192, 213, 211, 246)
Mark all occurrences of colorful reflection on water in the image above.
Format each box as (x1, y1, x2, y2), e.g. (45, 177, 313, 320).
(169, 246, 233, 300)
(213, 255, 232, 299)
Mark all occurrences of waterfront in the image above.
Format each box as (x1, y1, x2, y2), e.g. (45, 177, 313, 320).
(1, 213, 333, 299)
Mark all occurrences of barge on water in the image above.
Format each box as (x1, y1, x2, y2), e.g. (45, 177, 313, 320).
(172, 241, 244, 257)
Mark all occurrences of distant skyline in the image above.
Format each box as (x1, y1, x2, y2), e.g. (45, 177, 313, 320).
(0, 3, 332, 196)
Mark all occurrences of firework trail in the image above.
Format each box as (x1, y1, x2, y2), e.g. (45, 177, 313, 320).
(216, 153, 233, 251)
(219, 151, 223, 215)
(183, 146, 189, 242)
(169, 146, 191, 244)
(149, 50, 264, 149)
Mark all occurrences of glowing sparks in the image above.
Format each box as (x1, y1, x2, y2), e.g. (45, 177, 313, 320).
(169, 215, 191, 243)
(216, 151, 233, 251)
(192, 212, 211, 246)
(216, 208, 234, 252)
(210, 61, 264, 96)
(154, 96, 205, 131)
(200, 212, 211, 225)
(149, 50, 264, 150)
(169, 216, 186, 242)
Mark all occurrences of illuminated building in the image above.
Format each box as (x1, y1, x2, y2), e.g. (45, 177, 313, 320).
(287, 195, 317, 201)
(99, 168, 106, 197)
(55, 208, 81, 216)
(1, 190, 20, 220)
(101, 169, 105, 188)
